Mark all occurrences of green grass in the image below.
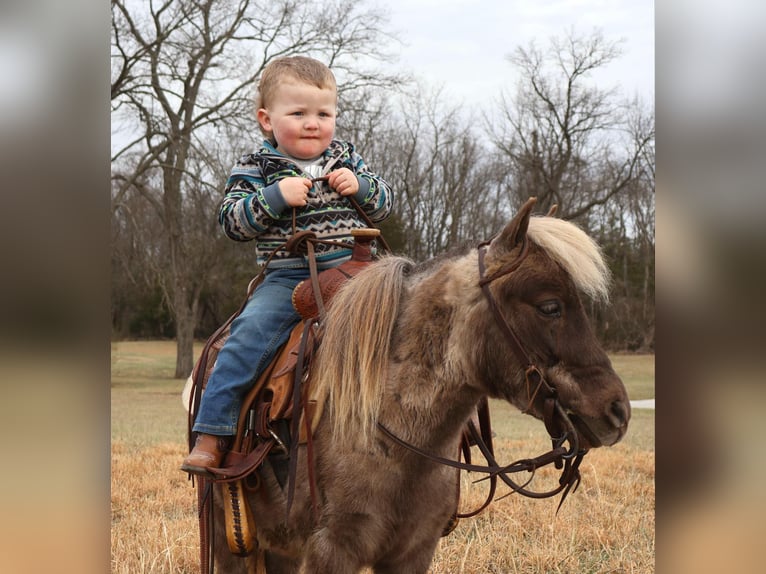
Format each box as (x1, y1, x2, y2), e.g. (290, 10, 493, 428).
(610, 352, 655, 400)
(111, 341, 654, 451)
(111, 341, 204, 447)
(111, 378, 188, 446)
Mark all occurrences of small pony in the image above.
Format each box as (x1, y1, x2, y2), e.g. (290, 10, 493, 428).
(199, 197, 630, 573)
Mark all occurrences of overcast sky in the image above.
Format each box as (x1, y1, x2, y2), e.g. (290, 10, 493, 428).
(377, 0, 654, 109)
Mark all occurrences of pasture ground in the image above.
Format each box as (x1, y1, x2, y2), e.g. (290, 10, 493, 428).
(111, 341, 654, 573)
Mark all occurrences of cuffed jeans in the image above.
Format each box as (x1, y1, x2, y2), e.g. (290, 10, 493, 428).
(192, 267, 307, 435)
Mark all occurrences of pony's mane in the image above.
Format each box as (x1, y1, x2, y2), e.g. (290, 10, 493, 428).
(311, 256, 414, 443)
(527, 216, 611, 302)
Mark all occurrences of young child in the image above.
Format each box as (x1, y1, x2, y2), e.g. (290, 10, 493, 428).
(182, 56, 392, 475)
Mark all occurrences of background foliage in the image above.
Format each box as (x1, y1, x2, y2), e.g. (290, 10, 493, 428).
(111, 0, 655, 377)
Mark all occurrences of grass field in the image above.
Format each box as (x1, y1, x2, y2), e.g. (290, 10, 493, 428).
(111, 341, 654, 573)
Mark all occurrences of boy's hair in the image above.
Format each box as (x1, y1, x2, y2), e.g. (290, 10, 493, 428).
(255, 56, 337, 140)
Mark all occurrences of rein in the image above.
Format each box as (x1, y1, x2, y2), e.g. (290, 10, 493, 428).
(378, 239, 587, 513)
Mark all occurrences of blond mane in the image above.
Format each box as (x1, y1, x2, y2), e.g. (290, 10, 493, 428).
(527, 216, 611, 302)
(311, 256, 413, 444)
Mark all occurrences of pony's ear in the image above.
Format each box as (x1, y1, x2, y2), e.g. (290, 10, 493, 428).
(492, 197, 537, 252)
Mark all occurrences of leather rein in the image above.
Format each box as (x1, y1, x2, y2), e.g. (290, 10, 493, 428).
(378, 238, 587, 513)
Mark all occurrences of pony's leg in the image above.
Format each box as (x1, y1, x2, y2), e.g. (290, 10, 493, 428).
(298, 529, 365, 574)
(298, 548, 362, 574)
(372, 539, 440, 574)
(211, 549, 252, 573)
(264, 551, 300, 574)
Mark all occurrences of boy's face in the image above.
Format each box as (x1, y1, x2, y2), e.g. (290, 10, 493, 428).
(257, 80, 337, 160)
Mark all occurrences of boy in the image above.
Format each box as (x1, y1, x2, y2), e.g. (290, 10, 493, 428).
(181, 56, 392, 475)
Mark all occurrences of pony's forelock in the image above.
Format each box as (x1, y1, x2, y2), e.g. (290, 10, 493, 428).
(527, 216, 611, 302)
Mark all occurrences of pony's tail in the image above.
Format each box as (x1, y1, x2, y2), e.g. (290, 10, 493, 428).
(312, 256, 413, 444)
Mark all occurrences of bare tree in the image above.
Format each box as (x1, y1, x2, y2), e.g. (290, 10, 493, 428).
(490, 29, 654, 220)
(487, 29, 655, 349)
(111, 0, 399, 377)
(624, 96, 655, 349)
(362, 86, 508, 260)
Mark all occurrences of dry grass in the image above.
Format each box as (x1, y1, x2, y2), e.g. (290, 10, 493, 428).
(111, 441, 199, 574)
(427, 447, 654, 573)
(424, 403, 654, 574)
(111, 341, 654, 573)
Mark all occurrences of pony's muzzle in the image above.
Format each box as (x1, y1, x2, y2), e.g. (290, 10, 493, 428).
(609, 399, 631, 431)
(569, 397, 630, 449)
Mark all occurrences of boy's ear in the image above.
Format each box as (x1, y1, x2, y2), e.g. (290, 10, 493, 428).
(256, 108, 271, 132)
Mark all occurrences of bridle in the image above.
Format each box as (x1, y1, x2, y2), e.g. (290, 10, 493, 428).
(476, 239, 586, 501)
(378, 236, 587, 513)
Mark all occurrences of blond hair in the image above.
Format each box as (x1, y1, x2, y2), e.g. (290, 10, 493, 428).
(526, 216, 611, 302)
(255, 56, 337, 140)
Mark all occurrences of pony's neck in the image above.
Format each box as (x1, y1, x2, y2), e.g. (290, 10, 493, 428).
(380, 255, 485, 450)
(380, 370, 482, 451)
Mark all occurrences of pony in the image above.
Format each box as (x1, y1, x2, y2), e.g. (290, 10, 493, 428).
(206, 197, 630, 573)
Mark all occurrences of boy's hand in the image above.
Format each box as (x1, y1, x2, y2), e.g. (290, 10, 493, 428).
(279, 177, 313, 207)
(327, 168, 359, 197)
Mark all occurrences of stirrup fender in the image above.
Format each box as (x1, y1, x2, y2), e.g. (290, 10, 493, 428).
(223, 479, 257, 556)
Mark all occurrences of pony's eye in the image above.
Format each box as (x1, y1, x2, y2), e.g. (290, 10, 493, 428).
(537, 300, 561, 318)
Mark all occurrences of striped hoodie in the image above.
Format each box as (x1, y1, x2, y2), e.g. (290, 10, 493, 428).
(219, 139, 392, 269)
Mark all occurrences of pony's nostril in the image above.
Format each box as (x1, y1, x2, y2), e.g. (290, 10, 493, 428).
(610, 400, 630, 427)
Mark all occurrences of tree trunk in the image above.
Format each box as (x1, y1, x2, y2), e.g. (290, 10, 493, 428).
(174, 296, 197, 378)
(162, 147, 196, 378)
(641, 244, 654, 351)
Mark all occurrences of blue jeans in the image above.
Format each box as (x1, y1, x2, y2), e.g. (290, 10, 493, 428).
(192, 267, 307, 435)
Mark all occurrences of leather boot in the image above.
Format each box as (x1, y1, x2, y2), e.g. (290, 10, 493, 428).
(181, 433, 232, 475)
